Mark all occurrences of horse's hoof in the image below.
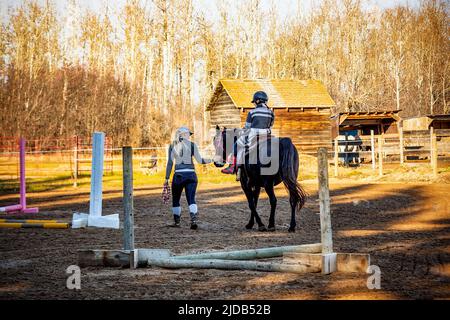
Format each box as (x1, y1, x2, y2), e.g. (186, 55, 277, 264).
(288, 227, 296, 233)
(268, 226, 276, 232)
(258, 225, 267, 232)
(245, 224, 254, 230)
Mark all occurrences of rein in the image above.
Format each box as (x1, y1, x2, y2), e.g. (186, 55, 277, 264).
(213, 131, 224, 156)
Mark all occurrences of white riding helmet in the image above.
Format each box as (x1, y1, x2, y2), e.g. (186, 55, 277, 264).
(177, 126, 193, 136)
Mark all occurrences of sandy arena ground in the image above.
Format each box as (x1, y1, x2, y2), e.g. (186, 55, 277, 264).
(0, 181, 449, 299)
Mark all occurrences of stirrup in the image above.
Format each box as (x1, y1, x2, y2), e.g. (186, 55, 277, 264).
(221, 165, 236, 174)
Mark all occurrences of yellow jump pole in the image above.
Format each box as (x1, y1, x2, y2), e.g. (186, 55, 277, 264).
(0, 219, 61, 223)
(0, 222, 69, 229)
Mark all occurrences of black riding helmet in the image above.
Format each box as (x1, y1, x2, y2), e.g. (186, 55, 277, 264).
(251, 91, 268, 103)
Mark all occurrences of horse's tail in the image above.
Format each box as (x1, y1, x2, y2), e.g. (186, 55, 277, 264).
(280, 138, 307, 211)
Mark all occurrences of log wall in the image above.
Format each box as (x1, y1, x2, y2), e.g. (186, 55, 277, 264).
(239, 108, 332, 154)
(208, 91, 333, 154)
(209, 91, 241, 129)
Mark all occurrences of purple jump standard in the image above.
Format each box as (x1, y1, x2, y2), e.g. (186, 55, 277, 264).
(0, 138, 38, 214)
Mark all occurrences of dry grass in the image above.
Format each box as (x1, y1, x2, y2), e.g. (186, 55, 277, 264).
(0, 153, 449, 194)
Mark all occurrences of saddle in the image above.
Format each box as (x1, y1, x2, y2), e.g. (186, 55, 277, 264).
(237, 133, 277, 167)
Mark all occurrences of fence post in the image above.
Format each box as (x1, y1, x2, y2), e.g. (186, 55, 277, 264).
(317, 148, 333, 254)
(122, 146, 134, 251)
(108, 137, 114, 175)
(430, 127, 434, 168)
(378, 136, 383, 177)
(399, 126, 404, 165)
(73, 135, 78, 188)
(432, 133, 437, 178)
(334, 138, 338, 177)
(344, 133, 349, 166)
(318, 147, 336, 274)
(371, 130, 376, 170)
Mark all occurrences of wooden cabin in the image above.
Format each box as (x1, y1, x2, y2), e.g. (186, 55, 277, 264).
(330, 111, 402, 164)
(402, 114, 450, 159)
(331, 110, 401, 139)
(206, 79, 335, 154)
(403, 114, 450, 131)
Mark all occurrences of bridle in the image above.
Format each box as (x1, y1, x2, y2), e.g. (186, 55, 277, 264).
(213, 130, 225, 160)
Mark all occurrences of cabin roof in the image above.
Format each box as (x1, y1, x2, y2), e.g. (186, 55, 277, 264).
(206, 79, 336, 111)
(331, 110, 401, 125)
(425, 114, 450, 121)
(402, 114, 450, 120)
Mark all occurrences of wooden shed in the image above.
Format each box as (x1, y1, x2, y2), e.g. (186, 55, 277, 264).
(206, 79, 335, 154)
(403, 114, 450, 131)
(331, 110, 401, 139)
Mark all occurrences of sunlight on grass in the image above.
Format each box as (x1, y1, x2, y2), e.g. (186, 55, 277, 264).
(0, 152, 449, 194)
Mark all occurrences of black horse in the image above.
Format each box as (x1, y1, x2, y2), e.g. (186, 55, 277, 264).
(213, 126, 307, 232)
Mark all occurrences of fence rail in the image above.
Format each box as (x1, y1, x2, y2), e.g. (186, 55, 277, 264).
(328, 128, 450, 178)
(0, 136, 219, 187)
(1, 129, 449, 187)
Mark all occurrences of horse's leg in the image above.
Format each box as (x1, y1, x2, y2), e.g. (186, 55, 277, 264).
(288, 195, 297, 232)
(242, 186, 266, 231)
(253, 186, 266, 230)
(265, 185, 277, 232)
(245, 186, 260, 229)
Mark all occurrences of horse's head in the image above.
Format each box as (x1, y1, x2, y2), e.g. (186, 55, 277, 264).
(212, 125, 226, 167)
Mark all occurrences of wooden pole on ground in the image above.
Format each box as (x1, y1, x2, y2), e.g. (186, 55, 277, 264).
(148, 258, 321, 274)
(0, 219, 60, 223)
(399, 127, 404, 165)
(378, 136, 383, 177)
(371, 130, 376, 170)
(122, 146, 134, 251)
(173, 243, 322, 260)
(0, 222, 69, 229)
(334, 138, 338, 177)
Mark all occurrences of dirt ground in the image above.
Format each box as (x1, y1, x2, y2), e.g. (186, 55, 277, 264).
(0, 181, 449, 300)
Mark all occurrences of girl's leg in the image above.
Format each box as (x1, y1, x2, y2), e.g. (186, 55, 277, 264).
(171, 176, 184, 226)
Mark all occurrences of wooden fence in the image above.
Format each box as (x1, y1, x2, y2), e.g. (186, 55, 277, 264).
(332, 128, 450, 177)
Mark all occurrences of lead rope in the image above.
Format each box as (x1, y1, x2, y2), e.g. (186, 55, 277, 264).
(162, 181, 171, 205)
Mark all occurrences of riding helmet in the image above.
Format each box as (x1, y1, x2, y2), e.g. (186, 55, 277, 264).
(177, 126, 193, 136)
(251, 91, 269, 103)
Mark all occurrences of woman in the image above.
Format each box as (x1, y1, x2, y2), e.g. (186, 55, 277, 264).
(165, 126, 212, 229)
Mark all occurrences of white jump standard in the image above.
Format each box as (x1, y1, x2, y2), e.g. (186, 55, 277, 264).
(72, 132, 119, 229)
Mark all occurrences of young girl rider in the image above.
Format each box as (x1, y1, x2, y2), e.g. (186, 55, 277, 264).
(165, 126, 212, 229)
(221, 91, 274, 179)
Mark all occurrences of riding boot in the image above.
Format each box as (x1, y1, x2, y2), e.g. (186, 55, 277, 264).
(170, 215, 181, 228)
(221, 156, 236, 174)
(190, 212, 198, 230)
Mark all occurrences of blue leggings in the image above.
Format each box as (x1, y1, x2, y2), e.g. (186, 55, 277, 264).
(171, 172, 198, 216)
